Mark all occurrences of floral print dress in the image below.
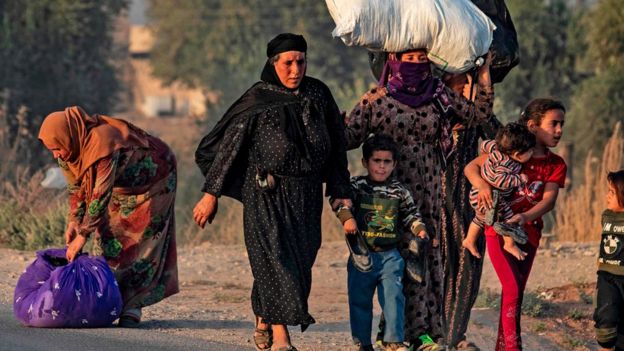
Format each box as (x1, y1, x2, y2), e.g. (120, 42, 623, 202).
(345, 85, 494, 341)
(60, 135, 179, 310)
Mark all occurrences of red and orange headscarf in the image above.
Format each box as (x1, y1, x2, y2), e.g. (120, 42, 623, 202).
(38, 106, 149, 196)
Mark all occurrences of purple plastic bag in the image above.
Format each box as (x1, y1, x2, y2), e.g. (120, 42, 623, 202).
(13, 248, 123, 328)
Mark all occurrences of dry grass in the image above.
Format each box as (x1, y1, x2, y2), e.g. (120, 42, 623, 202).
(554, 122, 624, 242)
(0, 106, 67, 249)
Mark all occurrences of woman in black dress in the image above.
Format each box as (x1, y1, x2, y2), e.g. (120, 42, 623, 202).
(193, 33, 351, 351)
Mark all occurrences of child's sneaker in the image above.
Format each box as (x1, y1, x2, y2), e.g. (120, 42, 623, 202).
(373, 339, 384, 351)
(380, 342, 409, 351)
(416, 334, 446, 350)
(354, 343, 375, 351)
(493, 222, 528, 244)
(484, 190, 500, 226)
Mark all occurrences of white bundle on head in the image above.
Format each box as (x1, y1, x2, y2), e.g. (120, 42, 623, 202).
(326, 0, 496, 73)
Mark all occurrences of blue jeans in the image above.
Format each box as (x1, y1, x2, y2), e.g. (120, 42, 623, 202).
(348, 248, 405, 345)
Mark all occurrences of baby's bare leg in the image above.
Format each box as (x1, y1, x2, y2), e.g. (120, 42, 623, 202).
(463, 222, 483, 259)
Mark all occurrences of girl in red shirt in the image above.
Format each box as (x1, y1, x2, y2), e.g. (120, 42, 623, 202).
(465, 98, 567, 351)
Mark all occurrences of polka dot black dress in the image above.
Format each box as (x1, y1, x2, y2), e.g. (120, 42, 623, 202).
(345, 85, 494, 342)
(200, 78, 350, 330)
(440, 108, 500, 347)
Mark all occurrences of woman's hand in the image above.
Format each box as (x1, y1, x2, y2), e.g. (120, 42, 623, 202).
(193, 193, 218, 228)
(477, 52, 492, 88)
(64, 221, 79, 245)
(66, 235, 86, 262)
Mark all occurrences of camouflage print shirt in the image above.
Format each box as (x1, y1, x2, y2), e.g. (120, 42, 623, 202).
(335, 175, 426, 250)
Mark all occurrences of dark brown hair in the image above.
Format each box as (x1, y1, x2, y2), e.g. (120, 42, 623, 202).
(495, 122, 536, 155)
(519, 98, 566, 126)
(363, 134, 399, 161)
(608, 170, 624, 208)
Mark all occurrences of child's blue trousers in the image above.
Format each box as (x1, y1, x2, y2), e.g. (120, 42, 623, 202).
(348, 248, 405, 346)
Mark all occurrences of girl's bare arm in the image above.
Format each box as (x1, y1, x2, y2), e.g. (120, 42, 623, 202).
(509, 182, 560, 225)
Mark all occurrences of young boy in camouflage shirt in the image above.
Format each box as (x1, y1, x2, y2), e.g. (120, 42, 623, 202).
(334, 134, 427, 351)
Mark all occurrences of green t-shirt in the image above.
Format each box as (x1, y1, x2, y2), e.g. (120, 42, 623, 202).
(355, 194, 400, 249)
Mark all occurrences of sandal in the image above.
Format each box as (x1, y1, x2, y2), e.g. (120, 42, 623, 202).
(272, 347, 297, 351)
(484, 190, 500, 226)
(455, 340, 480, 351)
(493, 222, 528, 244)
(380, 342, 409, 351)
(355, 343, 375, 351)
(253, 317, 272, 351)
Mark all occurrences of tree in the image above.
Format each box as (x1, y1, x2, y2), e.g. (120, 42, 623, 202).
(147, 0, 371, 124)
(567, 0, 624, 162)
(0, 0, 127, 163)
(494, 0, 577, 122)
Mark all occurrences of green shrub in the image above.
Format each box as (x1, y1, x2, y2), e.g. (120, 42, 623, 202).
(569, 309, 586, 320)
(475, 289, 501, 309)
(562, 333, 585, 348)
(522, 291, 552, 317)
(531, 322, 547, 333)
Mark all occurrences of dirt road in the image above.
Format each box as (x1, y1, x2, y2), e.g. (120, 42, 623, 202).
(0, 241, 600, 350)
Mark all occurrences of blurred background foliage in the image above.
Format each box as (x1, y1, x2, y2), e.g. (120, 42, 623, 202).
(0, 0, 622, 248)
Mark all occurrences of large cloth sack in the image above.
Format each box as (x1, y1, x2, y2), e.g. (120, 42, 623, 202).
(326, 0, 496, 73)
(13, 248, 123, 328)
(470, 0, 519, 83)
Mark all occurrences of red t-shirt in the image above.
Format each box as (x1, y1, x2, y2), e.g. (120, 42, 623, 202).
(486, 150, 567, 246)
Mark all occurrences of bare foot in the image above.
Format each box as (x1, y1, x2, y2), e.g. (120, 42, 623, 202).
(462, 238, 481, 259)
(504, 242, 527, 260)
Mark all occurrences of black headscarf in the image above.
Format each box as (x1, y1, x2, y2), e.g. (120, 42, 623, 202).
(261, 33, 307, 89)
(196, 33, 316, 200)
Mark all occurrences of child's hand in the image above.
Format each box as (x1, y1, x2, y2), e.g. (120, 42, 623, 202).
(508, 213, 527, 226)
(332, 198, 353, 211)
(416, 230, 428, 240)
(519, 173, 529, 184)
(344, 218, 358, 235)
